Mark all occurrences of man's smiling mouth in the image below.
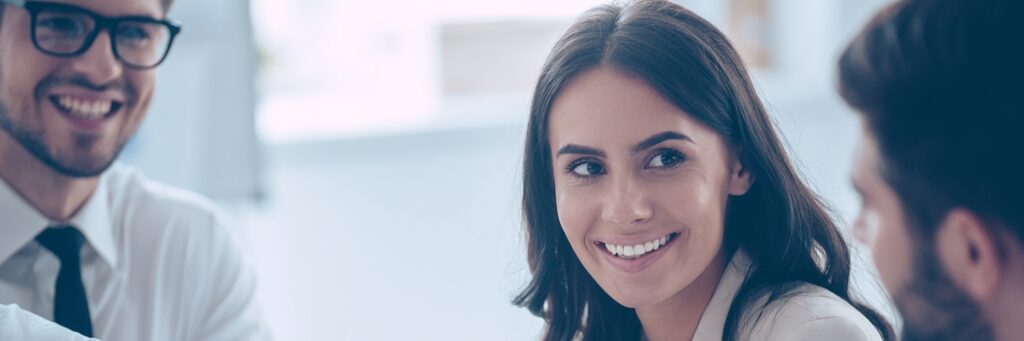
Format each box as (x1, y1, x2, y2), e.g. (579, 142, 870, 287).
(50, 95, 123, 120)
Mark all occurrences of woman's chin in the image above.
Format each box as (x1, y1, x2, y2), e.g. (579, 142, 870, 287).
(603, 285, 668, 309)
(597, 267, 707, 311)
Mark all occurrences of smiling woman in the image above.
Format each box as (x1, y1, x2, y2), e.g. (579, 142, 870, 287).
(514, 0, 894, 340)
(547, 67, 755, 320)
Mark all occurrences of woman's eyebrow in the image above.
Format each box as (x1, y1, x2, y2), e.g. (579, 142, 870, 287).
(556, 132, 693, 157)
(556, 144, 605, 158)
(633, 131, 693, 153)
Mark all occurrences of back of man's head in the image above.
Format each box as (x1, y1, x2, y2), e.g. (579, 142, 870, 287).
(839, 0, 1024, 241)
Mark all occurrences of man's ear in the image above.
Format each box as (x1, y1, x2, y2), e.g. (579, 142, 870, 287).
(934, 209, 1003, 302)
(728, 157, 754, 196)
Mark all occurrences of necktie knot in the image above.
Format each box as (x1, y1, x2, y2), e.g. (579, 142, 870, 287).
(35, 226, 86, 262)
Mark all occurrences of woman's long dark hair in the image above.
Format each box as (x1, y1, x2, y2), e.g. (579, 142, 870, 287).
(513, 1, 893, 340)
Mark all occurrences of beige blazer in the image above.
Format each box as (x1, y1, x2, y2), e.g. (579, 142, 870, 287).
(691, 252, 884, 341)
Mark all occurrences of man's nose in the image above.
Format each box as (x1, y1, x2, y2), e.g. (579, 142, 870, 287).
(852, 211, 879, 247)
(68, 32, 123, 86)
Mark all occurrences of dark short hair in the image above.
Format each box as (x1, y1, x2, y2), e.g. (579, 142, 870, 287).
(516, 0, 892, 340)
(839, 0, 1024, 240)
(1, 1, 174, 22)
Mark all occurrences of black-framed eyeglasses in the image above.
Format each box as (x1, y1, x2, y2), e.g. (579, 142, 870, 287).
(1, 0, 182, 69)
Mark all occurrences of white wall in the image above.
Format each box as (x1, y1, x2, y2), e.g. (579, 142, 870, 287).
(123, 0, 904, 338)
(121, 0, 262, 201)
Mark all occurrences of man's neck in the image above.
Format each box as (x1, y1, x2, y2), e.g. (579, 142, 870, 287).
(637, 250, 727, 341)
(0, 133, 98, 222)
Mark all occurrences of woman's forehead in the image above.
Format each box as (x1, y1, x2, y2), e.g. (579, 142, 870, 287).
(548, 68, 713, 150)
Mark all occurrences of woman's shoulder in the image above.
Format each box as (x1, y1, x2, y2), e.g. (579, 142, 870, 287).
(744, 283, 884, 341)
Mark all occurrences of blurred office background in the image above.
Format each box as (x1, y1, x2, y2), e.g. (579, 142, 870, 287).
(121, 0, 895, 339)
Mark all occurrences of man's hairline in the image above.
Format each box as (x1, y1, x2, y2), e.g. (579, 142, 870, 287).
(0, 1, 175, 16)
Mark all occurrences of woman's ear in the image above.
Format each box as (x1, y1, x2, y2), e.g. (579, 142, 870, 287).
(729, 158, 754, 196)
(934, 209, 1004, 302)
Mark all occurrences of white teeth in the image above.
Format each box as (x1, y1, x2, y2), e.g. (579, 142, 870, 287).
(603, 233, 674, 259)
(55, 95, 114, 120)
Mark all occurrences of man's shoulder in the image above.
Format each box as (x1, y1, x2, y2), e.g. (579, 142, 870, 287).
(99, 167, 265, 338)
(105, 164, 222, 227)
(103, 164, 236, 250)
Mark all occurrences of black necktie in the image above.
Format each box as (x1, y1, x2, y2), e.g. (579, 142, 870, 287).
(35, 226, 93, 337)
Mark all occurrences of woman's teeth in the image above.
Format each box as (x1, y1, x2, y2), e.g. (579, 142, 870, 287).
(55, 96, 114, 120)
(604, 234, 673, 259)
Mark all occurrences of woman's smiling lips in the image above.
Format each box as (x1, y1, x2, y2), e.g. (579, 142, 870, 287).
(593, 232, 682, 273)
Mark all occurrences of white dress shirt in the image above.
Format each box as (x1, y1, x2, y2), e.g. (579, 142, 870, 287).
(692, 251, 884, 340)
(0, 304, 97, 341)
(0, 164, 268, 341)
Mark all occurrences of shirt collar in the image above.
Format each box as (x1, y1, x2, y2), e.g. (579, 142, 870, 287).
(67, 174, 117, 268)
(0, 173, 118, 268)
(692, 250, 752, 341)
(0, 177, 49, 265)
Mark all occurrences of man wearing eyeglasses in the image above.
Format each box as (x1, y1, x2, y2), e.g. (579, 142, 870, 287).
(0, 0, 268, 340)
